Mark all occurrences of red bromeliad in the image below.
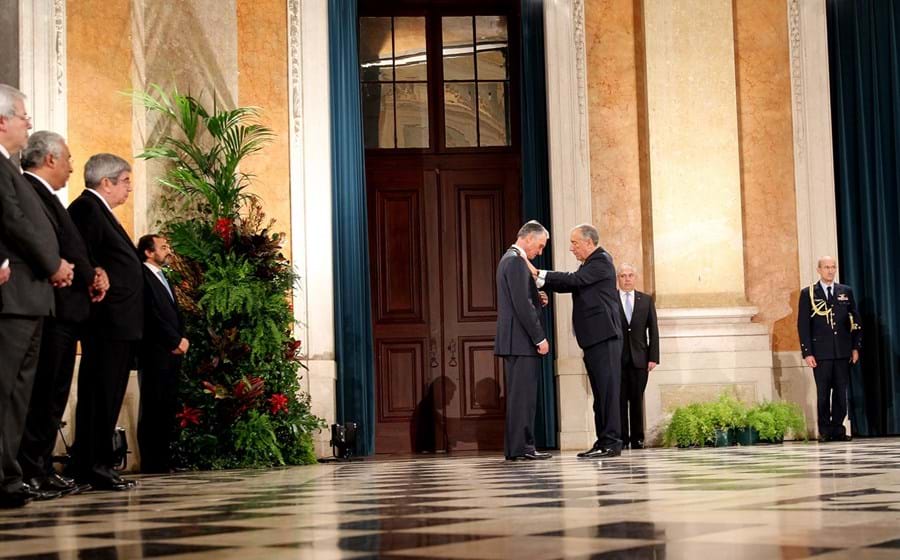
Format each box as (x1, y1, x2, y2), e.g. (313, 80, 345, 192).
(269, 393, 289, 415)
(176, 405, 202, 428)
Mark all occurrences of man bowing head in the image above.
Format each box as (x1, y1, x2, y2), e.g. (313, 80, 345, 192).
(494, 220, 552, 462)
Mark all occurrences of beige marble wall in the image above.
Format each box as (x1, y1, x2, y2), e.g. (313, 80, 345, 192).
(237, 0, 292, 259)
(63, 0, 299, 467)
(131, 0, 239, 236)
(734, 0, 800, 352)
(643, 0, 747, 308)
(66, 0, 133, 227)
(585, 0, 647, 285)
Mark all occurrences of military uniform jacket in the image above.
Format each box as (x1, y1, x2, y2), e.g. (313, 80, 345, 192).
(797, 282, 862, 360)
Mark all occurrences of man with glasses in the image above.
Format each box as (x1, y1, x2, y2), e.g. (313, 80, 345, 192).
(67, 154, 144, 491)
(0, 84, 74, 508)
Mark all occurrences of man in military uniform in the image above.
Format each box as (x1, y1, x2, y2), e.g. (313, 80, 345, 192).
(797, 256, 862, 442)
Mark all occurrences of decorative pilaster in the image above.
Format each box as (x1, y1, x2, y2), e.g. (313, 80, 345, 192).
(288, 0, 336, 456)
(18, 0, 67, 198)
(783, 0, 842, 436)
(544, 0, 595, 450)
(787, 0, 839, 285)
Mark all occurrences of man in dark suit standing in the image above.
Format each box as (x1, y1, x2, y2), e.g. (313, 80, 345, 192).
(616, 264, 659, 450)
(68, 153, 143, 490)
(528, 224, 623, 458)
(798, 256, 862, 442)
(136, 234, 188, 473)
(0, 85, 74, 508)
(494, 221, 552, 461)
(18, 131, 110, 495)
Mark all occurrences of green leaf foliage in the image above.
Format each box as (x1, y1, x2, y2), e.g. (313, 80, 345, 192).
(662, 393, 809, 448)
(137, 86, 324, 470)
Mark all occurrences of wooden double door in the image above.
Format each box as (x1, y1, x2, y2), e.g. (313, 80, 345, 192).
(368, 155, 520, 453)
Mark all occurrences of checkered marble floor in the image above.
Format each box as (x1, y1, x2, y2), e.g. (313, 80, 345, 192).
(3, 440, 900, 559)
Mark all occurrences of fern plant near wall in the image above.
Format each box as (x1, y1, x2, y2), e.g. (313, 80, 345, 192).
(135, 86, 324, 469)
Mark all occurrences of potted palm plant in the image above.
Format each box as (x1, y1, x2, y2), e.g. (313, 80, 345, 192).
(134, 86, 324, 469)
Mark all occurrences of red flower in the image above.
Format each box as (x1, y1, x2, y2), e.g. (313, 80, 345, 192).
(214, 217, 233, 247)
(201, 381, 227, 399)
(269, 393, 289, 415)
(284, 339, 303, 361)
(176, 405, 202, 428)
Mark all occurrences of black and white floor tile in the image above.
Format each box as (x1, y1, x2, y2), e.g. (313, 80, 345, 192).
(3, 439, 900, 559)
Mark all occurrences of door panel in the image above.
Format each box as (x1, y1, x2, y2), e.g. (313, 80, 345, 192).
(439, 167, 520, 451)
(369, 165, 442, 453)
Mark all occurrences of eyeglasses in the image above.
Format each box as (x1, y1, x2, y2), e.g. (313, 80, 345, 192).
(9, 113, 31, 123)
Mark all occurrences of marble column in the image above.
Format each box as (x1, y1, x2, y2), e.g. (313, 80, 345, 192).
(18, 0, 67, 200)
(640, 0, 774, 442)
(288, 0, 337, 456)
(2, 1, 19, 86)
(782, 0, 842, 436)
(544, 0, 596, 450)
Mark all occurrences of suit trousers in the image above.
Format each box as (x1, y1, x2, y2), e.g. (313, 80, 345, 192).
(0, 317, 43, 495)
(620, 363, 649, 446)
(70, 335, 137, 482)
(18, 318, 80, 481)
(503, 355, 540, 458)
(813, 358, 850, 439)
(137, 352, 182, 473)
(583, 337, 623, 450)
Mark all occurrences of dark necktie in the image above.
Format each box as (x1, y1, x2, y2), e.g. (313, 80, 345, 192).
(826, 286, 833, 304)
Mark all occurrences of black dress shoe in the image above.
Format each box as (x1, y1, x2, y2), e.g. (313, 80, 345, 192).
(581, 447, 621, 459)
(632, 440, 645, 450)
(52, 473, 77, 487)
(524, 451, 552, 460)
(22, 484, 61, 501)
(42, 474, 84, 496)
(834, 434, 852, 442)
(84, 475, 130, 492)
(0, 490, 33, 509)
(577, 446, 602, 458)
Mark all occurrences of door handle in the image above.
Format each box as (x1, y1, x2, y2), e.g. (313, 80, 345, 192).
(430, 338, 439, 368)
(447, 339, 457, 367)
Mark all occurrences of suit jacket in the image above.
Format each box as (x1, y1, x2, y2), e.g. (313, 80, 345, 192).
(798, 282, 862, 360)
(494, 247, 545, 357)
(25, 173, 96, 324)
(618, 290, 659, 368)
(542, 247, 621, 350)
(140, 265, 184, 369)
(0, 155, 60, 317)
(68, 190, 144, 340)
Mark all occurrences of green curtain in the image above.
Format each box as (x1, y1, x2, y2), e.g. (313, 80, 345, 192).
(827, 0, 900, 436)
(521, 0, 558, 448)
(329, 0, 376, 455)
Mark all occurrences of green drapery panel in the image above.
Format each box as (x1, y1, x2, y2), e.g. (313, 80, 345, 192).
(827, 0, 900, 435)
(329, 0, 376, 455)
(521, 0, 558, 448)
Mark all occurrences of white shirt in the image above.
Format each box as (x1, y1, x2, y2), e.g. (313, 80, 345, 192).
(619, 290, 635, 309)
(0, 144, 10, 159)
(144, 261, 174, 300)
(819, 280, 835, 294)
(85, 187, 114, 213)
(23, 171, 56, 196)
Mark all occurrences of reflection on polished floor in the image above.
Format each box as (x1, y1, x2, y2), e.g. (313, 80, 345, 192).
(3, 440, 900, 559)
